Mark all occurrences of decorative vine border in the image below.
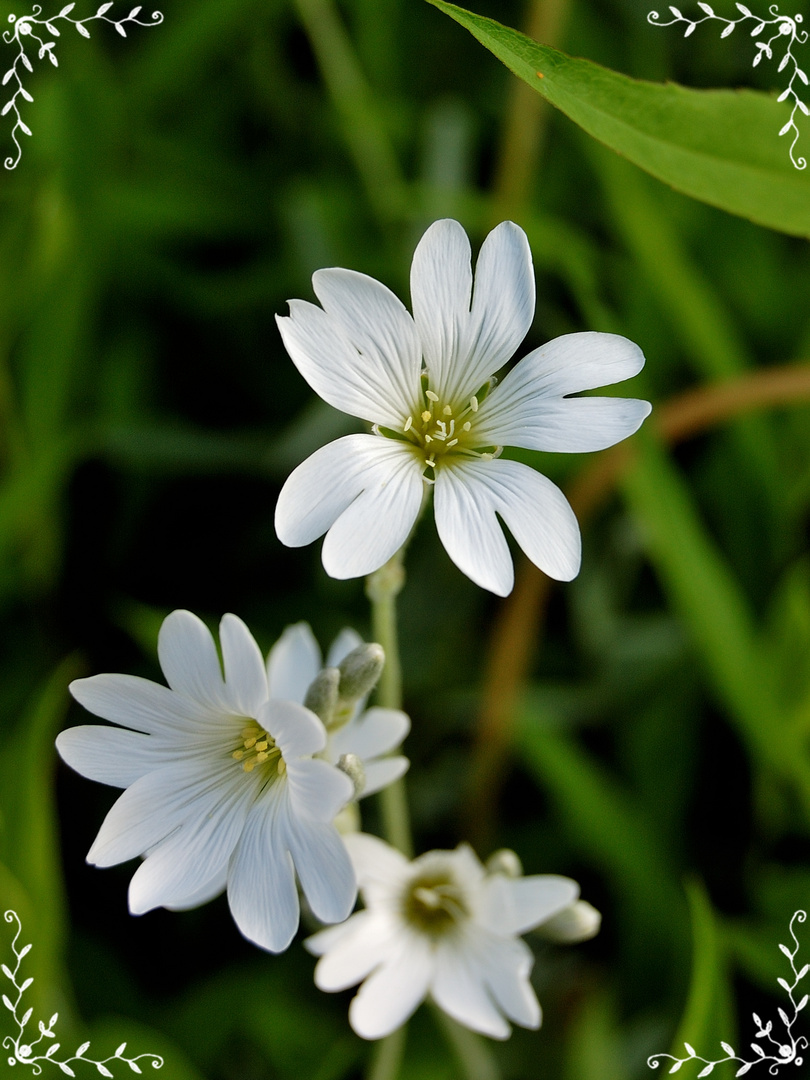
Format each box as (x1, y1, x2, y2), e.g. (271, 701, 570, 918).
(648, 910, 808, 1076)
(2, 3, 163, 170)
(2, 909, 163, 1075)
(648, 3, 809, 170)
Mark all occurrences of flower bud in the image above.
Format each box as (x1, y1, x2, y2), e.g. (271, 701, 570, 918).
(304, 667, 340, 727)
(485, 848, 523, 879)
(337, 643, 385, 704)
(337, 753, 366, 798)
(537, 900, 601, 943)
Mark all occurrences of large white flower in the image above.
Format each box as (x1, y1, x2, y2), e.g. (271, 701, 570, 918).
(306, 834, 590, 1040)
(55, 609, 357, 954)
(266, 621, 410, 799)
(275, 218, 651, 596)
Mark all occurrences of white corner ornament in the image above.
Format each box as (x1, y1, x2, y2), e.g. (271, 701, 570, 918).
(648, 3, 809, 170)
(2, 3, 164, 170)
(275, 219, 651, 597)
(648, 909, 808, 1076)
(2, 909, 164, 1075)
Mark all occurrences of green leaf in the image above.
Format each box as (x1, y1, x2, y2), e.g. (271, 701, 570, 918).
(425, 0, 810, 237)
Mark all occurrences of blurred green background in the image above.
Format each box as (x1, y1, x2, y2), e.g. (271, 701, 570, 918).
(1, 0, 810, 1076)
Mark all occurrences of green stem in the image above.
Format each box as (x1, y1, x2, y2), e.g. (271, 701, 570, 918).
(292, 0, 407, 223)
(366, 1025, 407, 1080)
(366, 551, 413, 858)
(432, 1008, 502, 1080)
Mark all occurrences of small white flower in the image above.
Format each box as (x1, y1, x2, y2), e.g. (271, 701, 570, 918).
(306, 833, 589, 1040)
(266, 622, 410, 799)
(55, 609, 357, 954)
(276, 218, 651, 596)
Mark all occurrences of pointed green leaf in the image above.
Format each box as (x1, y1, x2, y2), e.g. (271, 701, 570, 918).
(425, 0, 810, 236)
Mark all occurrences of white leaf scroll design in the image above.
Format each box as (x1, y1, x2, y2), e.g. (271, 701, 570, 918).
(648, 3, 809, 169)
(1, 3, 163, 169)
(648, 910, 809, 1076)
(2, 910, 164, 1075)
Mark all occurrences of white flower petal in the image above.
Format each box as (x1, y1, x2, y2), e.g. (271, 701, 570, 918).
(475, 333, 649, 452)
(275, 435, 424, 580)
(285, 757, 354, 823)
(87, 760, 232, 867)
(410, 220, 534, 404)
(69, 674, 218, 736)
(321, 448, 425, 580)
(128, 782, 252, 914)
(56, 725, 173, 788)
(359, 755, 409, 797)
(266, 622, 321, 703)
(477, 934, 540, 1029)
(164, 864, 228, 912)
(157, 610, 226, 709)
(500, 331, 647, 398)
(326, 627, 363, 668)
(283, 805, 356, 924)
(431, 939, 511, 1039)
(312, 267, 422, 413)
(277, 299, 409, 427)
(260, 699, 326, 759)
(227, 790, 300, 953)
(331, 707, 410, 761)
(219, 614, 268, 716)
(344, 832, 410, 892)
(348, 935, 434, 1039)
(410, 219, 472, 396)
(481, 874, 579, 936)
(310, 911, 397, 990)
(434, 459, 581, 595)
(480, 394, 651, 453)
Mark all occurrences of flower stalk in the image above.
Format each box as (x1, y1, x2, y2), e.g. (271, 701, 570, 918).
(366, 549, 413, 858)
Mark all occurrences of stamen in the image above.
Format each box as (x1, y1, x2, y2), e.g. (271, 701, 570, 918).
(442, 405, 453, 416)
(424, 434, 432, 443)
(470, 396, 479, 412)
(462, 421, 471, 432)
(232, 750, 244, 760)
(447, 438, 458, 447)
(421, 410, 432, 422)
(404, 416, 413, 432)
(425, 390, 439, 402)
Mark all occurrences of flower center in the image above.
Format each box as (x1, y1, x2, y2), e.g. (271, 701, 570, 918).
(231, 719, 286, 777)
(374, 378, 501, 479)
(401, 869, 470, 936)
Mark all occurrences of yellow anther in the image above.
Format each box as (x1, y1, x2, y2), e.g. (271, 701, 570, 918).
(256, 740, 268, 752)
(443, 405, 453, 416)
(243, 759, 257, 773)
(242, 726, 254, 738)
(470, 396, 479, 412)
(404, 416, 413, 432)
(232, 749, 244, 760)
(421, 410, 432, 422)
(244, 737, 257, 749)
(255, 751, 268, 763)
(426, 390, 439, 402)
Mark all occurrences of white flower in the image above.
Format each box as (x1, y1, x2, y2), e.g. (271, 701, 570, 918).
(305, 833, 588, 1040)
(266, 621, 410, 798)
(275, 218, 651, 596)
(55, 609, 357, 954)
